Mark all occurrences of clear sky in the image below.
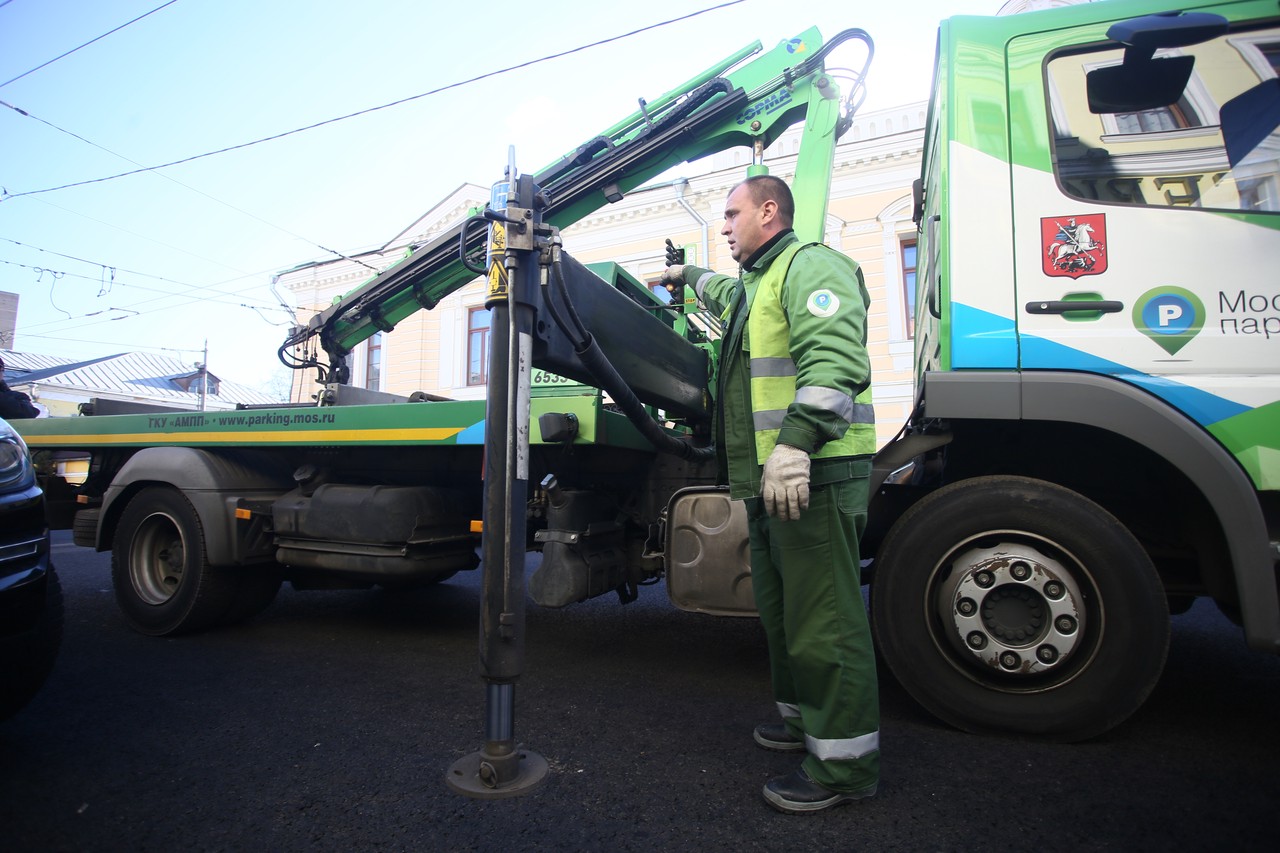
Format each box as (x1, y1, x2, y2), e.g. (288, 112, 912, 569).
(0, 0, 1001, 393)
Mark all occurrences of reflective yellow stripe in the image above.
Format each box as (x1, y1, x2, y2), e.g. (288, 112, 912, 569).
(19, 427, 465, 446)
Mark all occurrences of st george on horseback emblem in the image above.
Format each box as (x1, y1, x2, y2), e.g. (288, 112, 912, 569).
(1041, 214, 1107, 279)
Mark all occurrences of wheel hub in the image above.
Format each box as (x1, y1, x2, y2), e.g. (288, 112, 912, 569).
(982, 585, 1045, 644)
(131, 514, 186, 606)
(939, 545, 1085, 676)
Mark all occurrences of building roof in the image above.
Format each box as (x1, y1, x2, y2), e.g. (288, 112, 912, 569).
(1, 349, 277, 409)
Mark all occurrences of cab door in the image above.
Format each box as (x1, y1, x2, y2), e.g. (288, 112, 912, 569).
(1007, 11, 1280, 438)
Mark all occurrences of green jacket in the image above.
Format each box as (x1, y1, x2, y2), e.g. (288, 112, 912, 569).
(681, 229, 874, 499)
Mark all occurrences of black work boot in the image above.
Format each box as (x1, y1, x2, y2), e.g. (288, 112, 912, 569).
(753, 722, 805, 752)
(762, 767, 877, 814)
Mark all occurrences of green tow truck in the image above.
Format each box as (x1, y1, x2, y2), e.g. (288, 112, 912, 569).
(15, 1, 1280, 793)
(17, 23, 874, 794)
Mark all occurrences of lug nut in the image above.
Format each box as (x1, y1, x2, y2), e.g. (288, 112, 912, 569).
(967, 632, 987, 650)
(975, 571, 995, 589)
(1037, 645, 1059, 663)
(1010, 561, 1031, 580)
(1044, 581, 1064, 600)
(1055, 615, 1077, 634)
(1000, 651, 1021, 669)
(957, 598, 977, 616)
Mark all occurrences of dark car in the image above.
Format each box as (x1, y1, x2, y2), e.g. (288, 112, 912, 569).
(0, 415, 61, 720)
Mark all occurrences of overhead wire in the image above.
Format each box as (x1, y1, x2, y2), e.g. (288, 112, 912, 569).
(0, 236, 253, 294)
(0, 0, 181, 89)
(1, 1, 744, 199)
(0, 236, 297, 342)
(0, 101, 384, 274)
(1, 1, 745, 362)
(1, 1, 745, 348)
(0, 255, 277, 315)
(0, 230, 285, 315)
(0, 257, 290, 346)
(21, 193, 255, 275)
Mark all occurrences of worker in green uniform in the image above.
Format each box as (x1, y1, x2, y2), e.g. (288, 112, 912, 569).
(663, 174, 879, 814)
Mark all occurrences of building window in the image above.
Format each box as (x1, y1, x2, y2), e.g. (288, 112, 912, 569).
(467, 307, 491, 386)
(901, 238, 918, 340)
(1111, 96, 1200, 134)
(365, 332, 383, 391)
(172, 369, 219, 396)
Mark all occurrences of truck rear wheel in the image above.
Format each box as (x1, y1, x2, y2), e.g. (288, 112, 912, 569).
(111, 487, 237, 636)
(871, 475, 1169, 741)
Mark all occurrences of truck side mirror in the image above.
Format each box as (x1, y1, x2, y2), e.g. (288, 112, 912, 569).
(1085, 11, 1228, 115)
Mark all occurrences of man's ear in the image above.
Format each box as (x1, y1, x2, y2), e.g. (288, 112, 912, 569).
(759, 199, 778, 226)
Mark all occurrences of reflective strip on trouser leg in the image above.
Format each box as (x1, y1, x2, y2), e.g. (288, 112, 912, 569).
(748, 477, 879, 793)
(805, 730, 880, 760)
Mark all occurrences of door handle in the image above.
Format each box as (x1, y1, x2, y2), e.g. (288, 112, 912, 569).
(1025, 300, 1123, 316)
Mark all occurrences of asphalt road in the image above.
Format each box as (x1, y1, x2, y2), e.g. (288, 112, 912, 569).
(3, 532, 1278, 852)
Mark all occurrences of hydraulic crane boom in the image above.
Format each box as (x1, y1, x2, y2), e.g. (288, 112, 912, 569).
(282, 26, 872, 382)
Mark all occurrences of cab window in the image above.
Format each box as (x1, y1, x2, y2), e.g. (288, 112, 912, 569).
(1046, 23, 1280, 213)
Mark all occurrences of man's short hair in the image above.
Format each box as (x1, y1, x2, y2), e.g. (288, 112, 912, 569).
(739, 174, 795, 227)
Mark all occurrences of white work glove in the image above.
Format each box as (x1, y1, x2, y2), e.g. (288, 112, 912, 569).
(660, 264, 685, 286)
(761, 443, 811, 521)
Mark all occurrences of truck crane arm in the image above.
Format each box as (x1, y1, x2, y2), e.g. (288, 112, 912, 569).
(281, 26, 872, 382)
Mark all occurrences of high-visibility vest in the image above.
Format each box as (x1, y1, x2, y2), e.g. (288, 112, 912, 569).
(747, 241, 875, 461)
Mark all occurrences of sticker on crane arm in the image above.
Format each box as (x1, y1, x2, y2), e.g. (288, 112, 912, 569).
(1042, 214, 1107, 279)
(807, 290, 840, 317)
(487, 222, 508, 298)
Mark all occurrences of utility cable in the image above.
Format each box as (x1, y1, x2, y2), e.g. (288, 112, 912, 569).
(1, 0, 743, 200)
(0, 237, 286, 311)
(0, 1, 181, 89)
(0, 103, 382, 273)
(1, 236, 225, 292)
(0, 257, 276, 318)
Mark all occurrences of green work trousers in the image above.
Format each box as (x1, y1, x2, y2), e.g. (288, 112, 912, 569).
(746, 467, 880, 794)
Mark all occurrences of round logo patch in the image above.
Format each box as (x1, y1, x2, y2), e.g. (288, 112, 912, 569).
(807, 289, 840, 318)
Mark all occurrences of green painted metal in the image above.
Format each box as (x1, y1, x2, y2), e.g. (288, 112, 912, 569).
(14, 395, 653, 451)
(316, 25, 860, 358)
(1210, 400, 1280, 490)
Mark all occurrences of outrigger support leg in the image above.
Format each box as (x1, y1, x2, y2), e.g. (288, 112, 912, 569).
(447, 167, 549, 799)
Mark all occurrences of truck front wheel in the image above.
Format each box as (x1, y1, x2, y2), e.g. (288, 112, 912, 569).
(111, 487, 237, 636)
(871, 475, 1169, 741)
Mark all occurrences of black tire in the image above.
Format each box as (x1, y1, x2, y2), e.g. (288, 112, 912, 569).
(0, 560, 64, 721)
(111, 487, 237, 636)
(871, 475, 1169, 742)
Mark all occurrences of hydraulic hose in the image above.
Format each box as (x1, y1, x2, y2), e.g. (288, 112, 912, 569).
(547, 258, 715, 463)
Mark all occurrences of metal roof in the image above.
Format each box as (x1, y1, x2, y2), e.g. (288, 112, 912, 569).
(1, 349, 278, 409)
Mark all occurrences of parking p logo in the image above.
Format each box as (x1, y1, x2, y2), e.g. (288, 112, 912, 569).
(1134, 287, 1205, 356)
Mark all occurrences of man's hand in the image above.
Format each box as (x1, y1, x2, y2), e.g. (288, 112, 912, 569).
(761, 443, 810, 521)
(660, 264, 685, 286)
